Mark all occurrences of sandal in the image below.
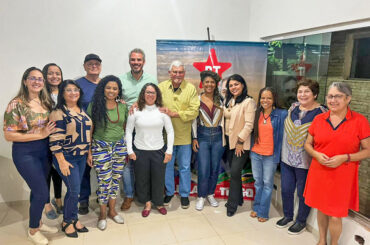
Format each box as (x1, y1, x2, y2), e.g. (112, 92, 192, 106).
(73, 219, 89, 233)
(250, 211, 257, 218)
(62, 221, 78, 238)
(258, 217, 268, 222)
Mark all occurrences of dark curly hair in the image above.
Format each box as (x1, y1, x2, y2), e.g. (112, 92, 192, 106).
(55, 80, 84, 114)
(137, 83, 163, 111)
(90, 75, 123, 129)
(225, 74, 251, 107)
(200, 70, 222, 106)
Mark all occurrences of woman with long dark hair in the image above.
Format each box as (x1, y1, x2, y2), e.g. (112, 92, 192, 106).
(3, 67, 57, 244)
(223, 74, 256, 217)
(126, 83, 174, 217)
(87, 75, 128, 230)
(192, 70, 224, 211)
(42, 63, 64, 218)
(250, 87, 287, 222)
(49, 80, 92, 238)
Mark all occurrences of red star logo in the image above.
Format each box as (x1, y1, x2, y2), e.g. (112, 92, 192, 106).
(291, 54, 312, 80)
(193, 48, 232, 88)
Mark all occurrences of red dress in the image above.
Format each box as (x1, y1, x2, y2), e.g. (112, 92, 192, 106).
(304, 108, 370, 217)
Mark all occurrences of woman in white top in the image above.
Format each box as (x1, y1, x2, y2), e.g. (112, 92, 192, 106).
(126, 83, 174, 217)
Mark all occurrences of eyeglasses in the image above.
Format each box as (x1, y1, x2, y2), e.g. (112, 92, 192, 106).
(27, 76, 44, 83)
(326, 94, 345, 100)
(65, 88, 80, 93)
(86, 62, 101, 67)
(171, 71, 184, 75)
(145, 91, 156, 95)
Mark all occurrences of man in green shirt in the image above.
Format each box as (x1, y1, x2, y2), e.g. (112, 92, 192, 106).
(158, 60, 200, 209)
(119, 48, 157, 211)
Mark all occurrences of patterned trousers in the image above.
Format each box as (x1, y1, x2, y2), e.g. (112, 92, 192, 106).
(92, 138, 127, 205)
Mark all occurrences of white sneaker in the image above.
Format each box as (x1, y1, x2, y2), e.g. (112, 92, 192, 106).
(28, 230, 48, 245)
(195, 197, 205, 211)
(39, 223, 58, 233)
(207, 194, 219, 207)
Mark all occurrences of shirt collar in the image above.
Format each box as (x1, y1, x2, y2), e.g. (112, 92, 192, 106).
(168, 80, 185, 91)
(325, 106, 352, 120)
(129, 71, 144, 81)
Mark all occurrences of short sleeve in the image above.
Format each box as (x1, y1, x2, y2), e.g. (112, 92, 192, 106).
(358, 114, 370, 140)
(3, 99, 28, 132)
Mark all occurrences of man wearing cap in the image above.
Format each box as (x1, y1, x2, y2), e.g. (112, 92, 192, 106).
(158, 60, 199, 209)
(119, 48, 157, 211)
(75, 53, 102, 214)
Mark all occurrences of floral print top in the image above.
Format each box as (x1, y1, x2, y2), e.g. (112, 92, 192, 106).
(3, 98, 49, 134)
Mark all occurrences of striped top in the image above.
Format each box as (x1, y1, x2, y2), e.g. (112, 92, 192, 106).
(192, 94, 223, 139)
(281, 102, 327, 169)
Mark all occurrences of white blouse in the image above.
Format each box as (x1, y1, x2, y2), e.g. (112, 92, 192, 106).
(125, 104, 174, 155)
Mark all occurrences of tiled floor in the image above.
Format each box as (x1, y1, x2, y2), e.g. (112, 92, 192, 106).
(0, 196, 317, 245)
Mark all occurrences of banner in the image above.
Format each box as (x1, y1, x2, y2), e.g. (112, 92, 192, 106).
(156, 40, 268, 200)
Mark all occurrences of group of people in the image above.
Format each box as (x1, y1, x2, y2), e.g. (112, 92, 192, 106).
(3, 48, 369, 245)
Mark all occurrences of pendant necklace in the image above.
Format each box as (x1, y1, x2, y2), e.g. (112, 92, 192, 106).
(107, 104, 120, 123)
(263, 113, 270, 124)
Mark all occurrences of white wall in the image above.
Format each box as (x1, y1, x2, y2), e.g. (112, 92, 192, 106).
(0, 0, 251, 202)
(249, 0, 370, 40)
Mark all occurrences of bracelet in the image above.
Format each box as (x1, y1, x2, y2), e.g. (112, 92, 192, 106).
(237, 140, 244, 145)
(347, 153, 351, 163)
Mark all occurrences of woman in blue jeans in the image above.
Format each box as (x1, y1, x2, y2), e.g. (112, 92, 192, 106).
(3, 67, 57, 245)
(192, 71, 224, 211)
(49, 80, 92, 238)
(250, 87, 287, 222)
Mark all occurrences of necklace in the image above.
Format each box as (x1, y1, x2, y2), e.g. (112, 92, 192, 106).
(262, 112, 270, 124)
(107, 104, 120, 123)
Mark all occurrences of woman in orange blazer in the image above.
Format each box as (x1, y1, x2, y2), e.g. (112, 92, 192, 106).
(222, 74, 256, 217)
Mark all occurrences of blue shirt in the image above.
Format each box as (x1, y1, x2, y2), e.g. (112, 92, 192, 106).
(75, 77, 98, 111)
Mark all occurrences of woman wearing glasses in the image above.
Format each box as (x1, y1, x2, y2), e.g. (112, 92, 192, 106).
(3, 67, 57, 245)
(126, 83, 174, 217)
(304, 82, 370, 245)
(49, 80, 92, 238)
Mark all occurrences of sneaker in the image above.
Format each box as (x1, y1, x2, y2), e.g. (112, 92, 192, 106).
(28, 230, 48, 245)
(163, 195, 174, 206)
(195, 197, 205, 211)
(275, 217, 293, 228)
(207, 194, 219, 207)
(180, 197, 190, 209)
(288, 222, 306, 235)
(78, 202, 89, 215)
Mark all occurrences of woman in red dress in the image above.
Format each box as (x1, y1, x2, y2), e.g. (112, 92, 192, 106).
(304, 82, 370, 245)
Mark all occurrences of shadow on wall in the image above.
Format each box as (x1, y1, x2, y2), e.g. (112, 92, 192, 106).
(0, 155, 31, 203)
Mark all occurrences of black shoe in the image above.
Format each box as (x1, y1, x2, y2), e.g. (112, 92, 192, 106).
(164, 195, 174, 206)
(73, 220, 89, 233)
(275, 217, 293, 228)
(288, 222, 306, 235)
(226, 210, 235, 217)
(180, 197, 190, 209)
(62, 221, 78, 238)
(78, 203, 89, 215)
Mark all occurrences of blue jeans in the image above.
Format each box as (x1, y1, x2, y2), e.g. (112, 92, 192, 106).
(79, 165, 91, 205)
(53, 154, 87, 223)
(280, 161, 311, 224)
(197, 126, 224, 197)
(122, 160, 134, 198)
(250, 151, 277, 219)
(165, 144, 191, 197)
(12, 139, 50, 228)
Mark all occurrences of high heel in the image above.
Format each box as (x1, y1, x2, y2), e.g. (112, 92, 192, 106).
(62, 221, 78, 238)
(73, 219, 89, 233)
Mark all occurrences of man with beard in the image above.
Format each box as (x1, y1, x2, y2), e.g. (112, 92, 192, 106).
(119, 48, 157, 211)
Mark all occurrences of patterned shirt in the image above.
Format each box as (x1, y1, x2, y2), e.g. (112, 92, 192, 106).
(191, 95, 223, 139)
(281, 102, 327, 169)
(3, 98, 49, 134)
(49, 106, 92, 156)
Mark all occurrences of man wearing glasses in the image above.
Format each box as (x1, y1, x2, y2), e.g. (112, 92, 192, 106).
(158, 60, 200, 209)
(75, 53, 102, 215)
(119, 48, 157, 211)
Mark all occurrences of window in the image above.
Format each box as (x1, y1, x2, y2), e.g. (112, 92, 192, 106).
(350, 37, 370, 79)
